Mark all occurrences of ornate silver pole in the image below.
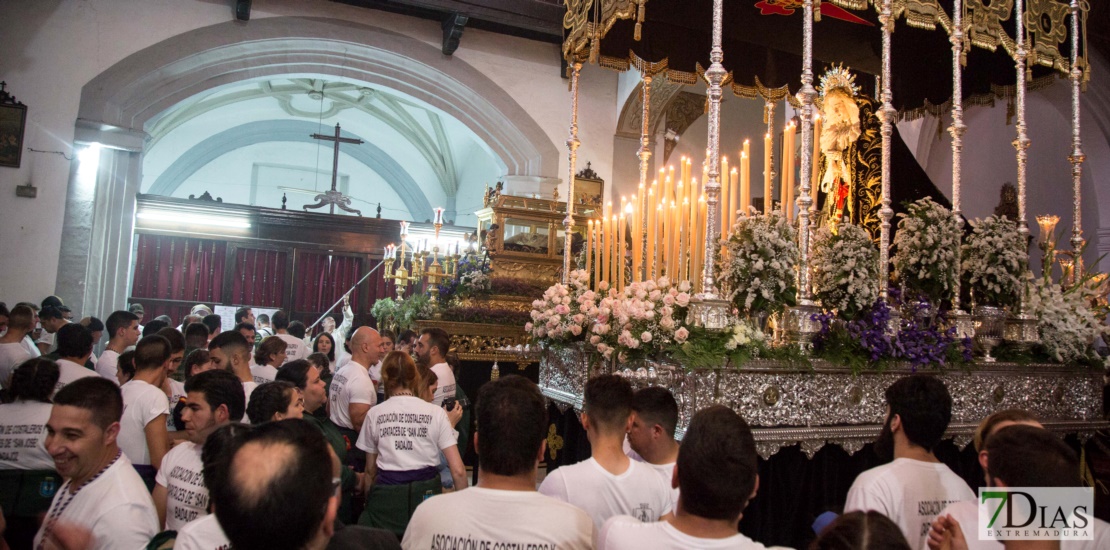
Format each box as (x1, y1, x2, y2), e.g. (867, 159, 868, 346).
(1068, 0, 1086, 272)
(764, 101, 777, 213)
(639, 74, 653, 281)
(688, 0, 730, 331)
(1013, 0, 1030, 242)
(949, 0, 973, 337)
(563, 61, 583, 284)
(878, 0, 895, 301)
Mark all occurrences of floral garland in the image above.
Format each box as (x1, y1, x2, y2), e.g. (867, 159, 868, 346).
(961, 215, 1027, 308)
(811, 223, 879, 320)
(892, 198, 959, 304)
(526, 269, 595, 345)
(588, 277, 692, 361)
(721, 212, 798, 316)
(1026, 276, 1103, 364)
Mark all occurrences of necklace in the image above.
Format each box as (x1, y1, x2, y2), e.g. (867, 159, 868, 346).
(392, 391, 414, 397)
(37, 450, 122, 550)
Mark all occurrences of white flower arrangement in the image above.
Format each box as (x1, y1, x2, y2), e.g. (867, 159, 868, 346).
(585, 276, 693, 361)
(722, 211, 799, 316)
(892, 198, 959, 304)
(723, 320, 766, 351)
(811, 223, 879, 320)
(1026, 276, 1102, 363)
(526, 269, 595, 345)
(961, 215, 1027, 308)
(458, 270, 491, 294)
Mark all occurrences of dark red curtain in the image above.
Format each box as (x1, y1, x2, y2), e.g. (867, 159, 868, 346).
(131, 234, 226, 303)
(293, 252, 363, 315)
(230, 248, 288, 308)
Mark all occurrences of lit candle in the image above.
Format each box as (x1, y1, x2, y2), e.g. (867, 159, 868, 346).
(764, 133, 773, 214)
(655, 202, 664, 279)
(727, 168, 738, 239)
(646, 188, 656, 279)
(783, 123, 796, 220)
(667, 200, 677, 278)
(611, 214, 620, 286)
(720, 156, 730, 240)
(618, 211, 626, 291)
(678, 197, 689, 282)
(586, 219, 594, 283)
(695, 194, 707, 291)
(687, 179, 699, 276)
(741, 140, 751, 218)
(433, 207, 445, 225)
(811, 114, 822, 210)
(628, 202, 639, 284)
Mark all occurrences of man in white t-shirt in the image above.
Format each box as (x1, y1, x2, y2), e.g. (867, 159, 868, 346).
(415, 327, 455, 407)
(845, 374, 974, 550)
(330, 327, 380, 433)
(930, 425, 1110, 550)
(52, 324, 99, 396)
(599, 405, 781, 550)
(272, 310, 309, 363)
(96, 310, 141, 384)
(539, 374, 673, 531)
(154, 369, 245, 531)
(208, 331, 260, 414)
(35, 377, 159, 550)
(118, 335, 173, 484)
(627, 386, 681, 511)
(404, 375, 593, 550)
(0, 304, 37, 386)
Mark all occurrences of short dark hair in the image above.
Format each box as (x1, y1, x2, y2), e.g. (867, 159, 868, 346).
(201, 423, 252, 492)
(81, 317, 104, 333)
(271, 310, 290, 331)
(380, 329, 396, 343)
(255, 336, 288, 367)
(287, 321, 306, 339)
(234, 322, 256, 335)
(583, 374, 633, 434)
(234, 308, 252, 324)
(677, 405, 759, 520)
(213, 420, 332, 550)
(811, 511, 911, 550)
(884, 374, 952, 451)
(202, 315, 222, 335)
(632, 386, 679, 438)
(40, 296, 64, 310)
(985, 425, 1080, 487)
(56, 323, 94, 359)
(185, 369, 246, 422)
(305, 353, 330, 375)
(142, 319, 169, 337)
(7, 305, 34, 331)
(398, 329, 417, 345)
(182, 349, 211, 381)
(117, 350, 136, 382)
(312, 332, 336, 362)
(209, 331, 251, 359)
(105, 310, 139, 340)
(155, 327, 186, 355)
(184, 322, 210, 349)
(246, 381, 298, 424)
(9, 358, 60, 403)
(476, 375, 547, 476)
(276, 360, 313, 391)
(257, 314, 270, 325)
(134, 335, 171, 372)
(39, 306, 63, 321)
(53, 377, 123, 430)
(420, 327, 451, 358)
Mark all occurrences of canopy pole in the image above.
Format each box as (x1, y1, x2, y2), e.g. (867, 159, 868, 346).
(878, 0, 895, 302)
(563, 60, 583, 284)
(1068, 0, 1086, 273)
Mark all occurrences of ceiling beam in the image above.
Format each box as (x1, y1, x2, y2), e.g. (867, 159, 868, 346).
(331, 0, 562, 43)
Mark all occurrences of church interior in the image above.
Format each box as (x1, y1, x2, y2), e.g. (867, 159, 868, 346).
(3, 1, 1110, 549)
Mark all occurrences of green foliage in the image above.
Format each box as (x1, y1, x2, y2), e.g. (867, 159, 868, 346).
(370, 294, 433, 333)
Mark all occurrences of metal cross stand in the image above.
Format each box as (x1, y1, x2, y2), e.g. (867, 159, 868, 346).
(306, 123, 364, 216)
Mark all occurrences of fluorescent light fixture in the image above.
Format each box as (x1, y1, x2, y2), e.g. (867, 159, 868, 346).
(136, 209, 251, 229)
(77, 143, 101, 181)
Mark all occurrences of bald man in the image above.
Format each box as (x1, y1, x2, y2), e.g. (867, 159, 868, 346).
(329, 327, 381, 470)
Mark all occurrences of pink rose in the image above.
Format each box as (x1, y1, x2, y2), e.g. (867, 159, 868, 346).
(590, 335, 601, 345)
(675, 292, 690, 307)
(663, 294, 675, 306)
(570, 325, 582, 336)
(524, 322, 533, 331)
(674, 327, 690, 343)
(641, 331, 653, 343)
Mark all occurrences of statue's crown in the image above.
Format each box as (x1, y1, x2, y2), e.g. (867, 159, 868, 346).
(818, 65, 860, 99)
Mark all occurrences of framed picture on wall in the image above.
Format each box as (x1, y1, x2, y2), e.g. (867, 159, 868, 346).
(0, 83, 27, 168)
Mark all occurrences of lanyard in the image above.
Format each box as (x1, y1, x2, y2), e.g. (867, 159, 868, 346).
(37, 450, 121, 550)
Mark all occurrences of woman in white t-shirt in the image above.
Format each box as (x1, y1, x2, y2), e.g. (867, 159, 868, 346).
(355, 351, 467, 535)
(250, 336, 286, 385)
(245, 381, 304, 424)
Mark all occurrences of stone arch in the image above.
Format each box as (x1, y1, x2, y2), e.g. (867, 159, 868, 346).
(77, 16, 558, 177)
(147, 120, 435, 221)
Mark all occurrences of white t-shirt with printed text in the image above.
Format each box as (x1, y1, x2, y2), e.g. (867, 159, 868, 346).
(844, 457, 975, 550)
(250, 364, 278, 385)
(402, 487, 593, 550)
(33, 454, 159, 550)
(95, 349, 121, 384)
(0, 341, 33, 386)
(171, 510, 231, 550)
(54, 358, 98, 396)
(155, 441, 208, 531)
(276, 333, 308, 363)
(429, 361, 456, 407)
(539, 456, 674, 532)
(119, 379, 171, 466)
(166, 378, 186, 432)
(356, 395, 456, 471)
(599, 515, 780, 550)
(0, 400, 55, 470)
(329, 360, 376, 430)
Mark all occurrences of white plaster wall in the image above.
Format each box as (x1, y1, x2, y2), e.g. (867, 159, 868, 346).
(0, 0, 616, 305)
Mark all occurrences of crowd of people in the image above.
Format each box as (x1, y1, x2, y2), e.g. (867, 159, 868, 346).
(0, 296, 1107, 550)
